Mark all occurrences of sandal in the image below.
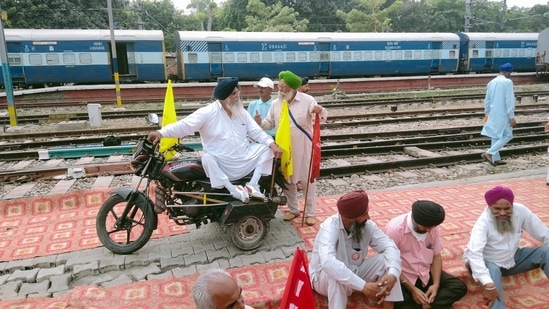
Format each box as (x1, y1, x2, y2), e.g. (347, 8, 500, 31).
(283, 212, 300, 221)
(481, 153, 497, 167)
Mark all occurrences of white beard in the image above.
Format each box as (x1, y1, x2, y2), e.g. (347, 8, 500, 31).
(227, 97, 245, 117)
(277, 89, 296, 102)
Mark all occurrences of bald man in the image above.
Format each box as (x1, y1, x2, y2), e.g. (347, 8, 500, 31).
(192, 268, 254, 309)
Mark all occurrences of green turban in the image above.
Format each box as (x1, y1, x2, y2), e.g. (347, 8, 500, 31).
(278, 70, 302, 90)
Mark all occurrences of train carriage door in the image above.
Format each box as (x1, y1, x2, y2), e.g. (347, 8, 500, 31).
(319, 43, 330, 77)
(484, 41, 494, 72)
(208, 43, 223, 78)
(6, 42, 25, 86)
(430, 41, 441, 73)
(123, 43, 137, 77)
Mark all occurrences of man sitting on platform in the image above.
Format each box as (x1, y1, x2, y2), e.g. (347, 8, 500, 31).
(309, 189, 403, 308)
(463, 185, 549, 309)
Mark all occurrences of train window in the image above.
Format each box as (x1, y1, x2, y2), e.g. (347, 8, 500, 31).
(511, 49, 517, 57)
(188, 53, 198, 63)
(29, 54, 42, 65)
(319, 51, 329, 61)
(364, 51, 372, 60)
(404, 51, 412, 59)
(342, 52, 351, 61)
(224, 53, 235, 63)
(423, 50, 431, 59)
(298, 52, 307, 62)
(46, 54, 59, 65)
(63, 53, 76, 65)
(80, 53, 92, 64)
(237, 53, 247, 62)
(332, 52, 341, 61)
(384, 51, 392, 60)
(211, 52, 221, 63)
(250, 52, 260, 62)
(486, 50, 493, 58)
(374, 51, 382, 60)
(414, 51, 421, 59)
(449, 50, 456, 58)
(495, 50, 502, 57)
(502, 49, 510, 57)
(519, 49, 525, 57)
(432, 50, 440, 59)
(263, 52, 273, 62)
(527, 49, 534, 57)
(286, 52, 296, 62)
(472, 50, 479, 58)
(274, 52, 284, 63)
(353, 52, 362, 61)
(8, 54, 21, 65)
(394, 51, 402, 60)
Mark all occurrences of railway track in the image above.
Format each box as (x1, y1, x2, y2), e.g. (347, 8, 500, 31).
(2, 90, 548, 125)
(1, 122, 547, 183)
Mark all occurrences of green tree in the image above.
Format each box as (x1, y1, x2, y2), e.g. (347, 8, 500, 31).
(0, 0, 129, 29)
(244, 0, 308, 32)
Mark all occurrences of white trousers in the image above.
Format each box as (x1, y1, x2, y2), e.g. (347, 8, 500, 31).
(312, 255, 403, 308)
(284, 180, 316, 217)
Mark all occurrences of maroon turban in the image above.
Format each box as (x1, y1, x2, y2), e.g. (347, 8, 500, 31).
(337, 190, 369, 219)
(484, 186, 514, 206)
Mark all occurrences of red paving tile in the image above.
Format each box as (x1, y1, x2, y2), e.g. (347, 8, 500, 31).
(0, 177, 548, 308)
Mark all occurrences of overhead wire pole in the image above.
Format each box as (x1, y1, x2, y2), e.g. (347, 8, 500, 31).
(107, 0, 123, 108)
(0, 5, 17, 126)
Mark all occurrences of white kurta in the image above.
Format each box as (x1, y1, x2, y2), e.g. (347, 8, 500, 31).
(159, 101, 274, 188)
(481, 75, 515, 139)
(309, 215, 403, 307)
(260, 92, 327, 215)
(462, 203, 549, 285)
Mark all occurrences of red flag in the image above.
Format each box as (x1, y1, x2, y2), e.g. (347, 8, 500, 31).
(280, 247, 316, 309)
(309, 113, 321, 183)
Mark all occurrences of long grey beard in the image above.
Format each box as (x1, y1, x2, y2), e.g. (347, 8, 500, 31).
(228, 98, 245, 117)
(277, 89, 295, 102)
(349, 221, 366, 243)
(495, 218, 514, 234)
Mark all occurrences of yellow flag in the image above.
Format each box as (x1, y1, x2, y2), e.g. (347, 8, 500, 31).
(275, 100, 293, 179)
(159, 80, 178, 160)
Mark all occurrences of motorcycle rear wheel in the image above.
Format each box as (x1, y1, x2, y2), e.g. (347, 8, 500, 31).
(96, 195, 155, 254)
(227, 215, 269, 251)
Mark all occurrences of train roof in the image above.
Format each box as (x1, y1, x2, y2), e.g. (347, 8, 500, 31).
(4, 29, 164, 42)
(176, 31, 461, 42)
(458, 32, 538, 41)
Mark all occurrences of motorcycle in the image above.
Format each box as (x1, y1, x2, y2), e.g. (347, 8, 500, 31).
(95, 137, 287, 254)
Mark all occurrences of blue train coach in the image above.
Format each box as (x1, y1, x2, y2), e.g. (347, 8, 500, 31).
(0, 29, 166, 87)
(457, 32, 537, 73)
(175, 31, 461, 81)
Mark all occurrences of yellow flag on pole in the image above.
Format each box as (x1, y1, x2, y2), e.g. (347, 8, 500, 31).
(159, 80, 178, 160)
(275, 100, 293, 179)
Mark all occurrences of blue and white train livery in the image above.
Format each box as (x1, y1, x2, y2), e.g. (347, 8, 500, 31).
(175, 31, 462, 81)
(457, 32, 537, 73)
(0, 29, 166, 87)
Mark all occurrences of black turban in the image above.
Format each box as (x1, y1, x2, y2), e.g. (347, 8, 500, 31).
(411, 200, 445, 227)
(337, 190, 369, 219)
(214, 77, 239, 100)
(301, 77, 309, 85)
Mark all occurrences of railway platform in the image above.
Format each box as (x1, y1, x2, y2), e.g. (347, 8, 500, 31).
(0, 168, 548, 308)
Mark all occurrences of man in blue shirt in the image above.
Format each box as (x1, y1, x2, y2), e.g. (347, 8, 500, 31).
(247, 77, 276, 137)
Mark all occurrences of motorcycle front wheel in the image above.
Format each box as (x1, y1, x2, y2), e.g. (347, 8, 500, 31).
(227, 215, 269, 251)
(96, 194, 155, 254)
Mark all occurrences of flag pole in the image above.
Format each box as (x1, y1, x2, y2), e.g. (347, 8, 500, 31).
(301, 137, 315, 227)
(269, 159, 277, 198)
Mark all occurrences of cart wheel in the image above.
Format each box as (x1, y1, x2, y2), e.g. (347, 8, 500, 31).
(227, 215, 269, 251)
